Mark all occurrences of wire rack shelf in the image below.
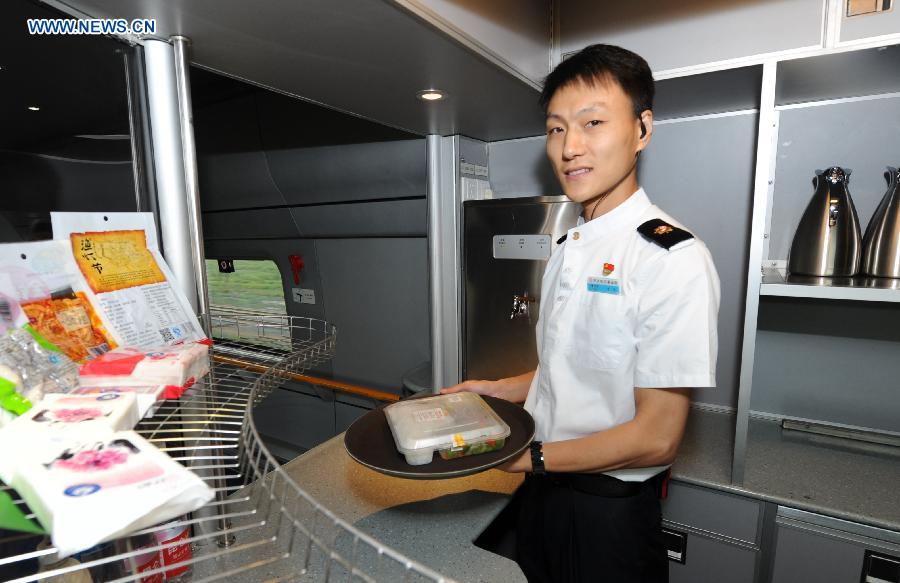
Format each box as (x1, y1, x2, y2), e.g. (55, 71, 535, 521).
(0, 309, 453, 583)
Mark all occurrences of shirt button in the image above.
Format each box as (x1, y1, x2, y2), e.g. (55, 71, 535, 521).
(563, 268, 572, 274)
(556, 296, 564, 302)
(572, 232, 580, 241)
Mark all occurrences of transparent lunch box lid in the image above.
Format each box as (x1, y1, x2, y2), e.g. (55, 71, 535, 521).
(383, 392, 511, 465)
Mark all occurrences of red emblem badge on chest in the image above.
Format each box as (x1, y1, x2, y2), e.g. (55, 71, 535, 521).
(602, 262, 615, 276)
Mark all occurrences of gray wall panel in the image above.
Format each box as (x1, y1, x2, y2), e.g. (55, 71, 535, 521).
(195, 94, 288, 212)
(288, 199, 426, 237)
(751, 297, 900, 432)
(638, 114, 758, 409)
(561, 0, 823, 73)
(488, 136, 559, 197)
(768, 96, 900, 261)
(266, 140, 426, 204)
(316, 238, 430, 392)
(202, 208, 301, 240)
(459, 136, 489, 167)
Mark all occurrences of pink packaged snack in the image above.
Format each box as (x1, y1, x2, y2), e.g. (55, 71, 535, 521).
(11, 430, 213, 557)
(0, 392, 139, 485)
(69, 385, 166, 419)
(78, 342, 210, 399)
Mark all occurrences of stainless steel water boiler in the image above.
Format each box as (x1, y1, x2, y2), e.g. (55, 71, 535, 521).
(788, 167, 861, 277)
(861, 167, 900, 278)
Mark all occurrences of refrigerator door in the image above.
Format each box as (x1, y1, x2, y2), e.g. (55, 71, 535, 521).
(463, 196, 581, 381)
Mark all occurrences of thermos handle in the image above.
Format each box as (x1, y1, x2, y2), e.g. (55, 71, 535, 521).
(887, 167, 898, 189)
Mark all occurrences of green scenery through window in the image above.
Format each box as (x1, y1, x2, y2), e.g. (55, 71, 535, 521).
(205, 259, 287, 315)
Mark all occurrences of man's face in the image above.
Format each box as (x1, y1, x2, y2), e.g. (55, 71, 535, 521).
(545, 78, 650, 209)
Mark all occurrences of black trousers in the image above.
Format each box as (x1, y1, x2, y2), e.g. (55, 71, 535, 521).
(513, 472, 668, 583)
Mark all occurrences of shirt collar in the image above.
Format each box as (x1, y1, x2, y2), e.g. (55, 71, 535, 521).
(571, 187, 652, 241)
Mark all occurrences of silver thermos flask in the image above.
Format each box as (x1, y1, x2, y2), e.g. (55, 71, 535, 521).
(788, 166, 861, 277)
(861, 167, 900, 278)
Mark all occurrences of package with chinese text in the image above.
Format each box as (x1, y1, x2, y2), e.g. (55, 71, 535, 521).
(51, 213, 205, 349)
(0, 241, 116, 364)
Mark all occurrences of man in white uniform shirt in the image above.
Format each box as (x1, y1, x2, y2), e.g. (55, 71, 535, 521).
(443, 44, 720, 582)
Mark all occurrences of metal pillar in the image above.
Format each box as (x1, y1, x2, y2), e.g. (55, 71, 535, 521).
(426, 135, 463, 391)
(143, 38, 232, 547)
(143, 39, 198, 308)
(172, 36, 211, 337)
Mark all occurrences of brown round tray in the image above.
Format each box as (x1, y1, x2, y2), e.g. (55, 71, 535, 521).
(344, 394, 535, 479)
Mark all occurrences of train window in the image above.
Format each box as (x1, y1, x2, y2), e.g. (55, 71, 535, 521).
(205, 259, 287, 315)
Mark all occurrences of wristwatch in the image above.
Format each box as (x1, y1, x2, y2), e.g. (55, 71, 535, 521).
(529, 440, 546, 475)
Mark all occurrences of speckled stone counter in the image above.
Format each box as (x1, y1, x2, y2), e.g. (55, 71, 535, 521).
(274, 407, 899, 582)
(281, 433, 526, 582)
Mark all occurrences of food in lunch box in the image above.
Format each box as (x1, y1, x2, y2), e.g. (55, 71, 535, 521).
(384, 393, 511, 466)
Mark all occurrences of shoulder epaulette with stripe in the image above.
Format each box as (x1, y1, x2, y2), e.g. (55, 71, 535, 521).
(637, 219, 693, 250)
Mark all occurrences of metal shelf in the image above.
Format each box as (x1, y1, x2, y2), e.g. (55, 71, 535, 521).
(760, 268, 900, 302)
(0, 310, 453, 583)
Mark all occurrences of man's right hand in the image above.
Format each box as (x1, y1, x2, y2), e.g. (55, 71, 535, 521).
(440, 379, 498, 397)
(439, 369, 536, 404)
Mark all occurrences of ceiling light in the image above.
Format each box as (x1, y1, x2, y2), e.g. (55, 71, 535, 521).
(417, 90, 446, 101)
(28, 106, 40, 111)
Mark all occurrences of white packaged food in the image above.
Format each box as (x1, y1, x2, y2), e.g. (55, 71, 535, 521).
(78, 342, 210, 399)
(383, 393, 511, 466)
(0, 392, 139, 484)
(11, 430, 213, 557)
(69, 385, 166, 419)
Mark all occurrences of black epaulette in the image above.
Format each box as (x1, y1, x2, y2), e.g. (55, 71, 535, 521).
(637, 219, 693, 250)
(556, 234, 567, 244)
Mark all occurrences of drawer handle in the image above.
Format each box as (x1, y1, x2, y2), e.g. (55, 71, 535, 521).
(662, 527, 688, 565)
(862, 550, 900, 583)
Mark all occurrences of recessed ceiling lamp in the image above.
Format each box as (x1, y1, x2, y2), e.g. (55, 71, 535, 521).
(417, 89, 446, 101)
(28, 106, 40, 111)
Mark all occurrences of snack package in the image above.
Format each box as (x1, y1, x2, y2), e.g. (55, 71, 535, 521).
(10, 429, 213, 557)
(0, 241, 115, 364)
(78, 342, 210, 399)
(69, 385, 166, 419)
(51, 213, 205, 349)
(0, 392, 139, 484)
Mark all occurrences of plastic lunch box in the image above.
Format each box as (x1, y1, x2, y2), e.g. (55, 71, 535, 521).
(383, 392, 511, 466)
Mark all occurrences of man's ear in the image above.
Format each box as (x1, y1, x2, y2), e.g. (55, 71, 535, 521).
(637, 110, 653, 151)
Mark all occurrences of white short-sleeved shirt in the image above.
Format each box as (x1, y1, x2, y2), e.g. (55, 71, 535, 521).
(523, 188, 720, 482)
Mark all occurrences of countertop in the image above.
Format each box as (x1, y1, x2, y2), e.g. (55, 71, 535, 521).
(229, 407, 899, 582)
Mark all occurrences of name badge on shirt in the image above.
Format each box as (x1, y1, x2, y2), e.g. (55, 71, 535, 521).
(587, 276, 620, 295)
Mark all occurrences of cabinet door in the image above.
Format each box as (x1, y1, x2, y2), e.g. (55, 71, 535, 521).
(771, 517, 900, 583)
(666, 529, 757, 583)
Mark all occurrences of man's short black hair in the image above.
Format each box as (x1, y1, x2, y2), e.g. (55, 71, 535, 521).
(540, 44, 654, 118)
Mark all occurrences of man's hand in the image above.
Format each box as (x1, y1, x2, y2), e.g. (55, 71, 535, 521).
(440, 370, 536, 404)
(441, 379, 498, 397)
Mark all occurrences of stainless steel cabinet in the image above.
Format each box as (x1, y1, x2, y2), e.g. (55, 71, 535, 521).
(769, 508, 900, 583)
(662, 483, 764, 583)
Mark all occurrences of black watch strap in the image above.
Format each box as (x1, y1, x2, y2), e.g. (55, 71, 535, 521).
(529, 440, 546, 475)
